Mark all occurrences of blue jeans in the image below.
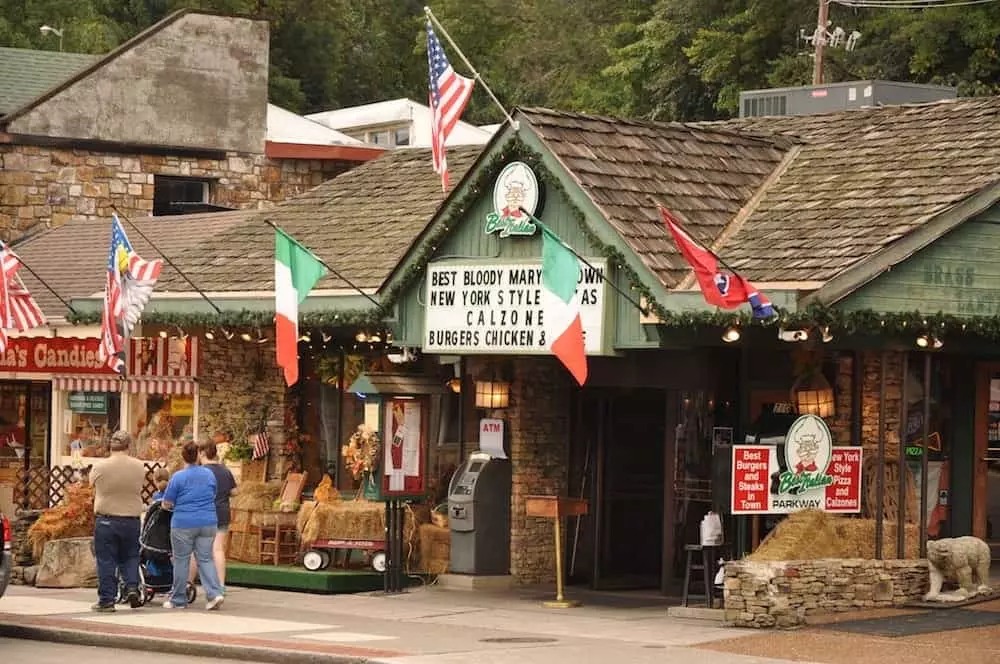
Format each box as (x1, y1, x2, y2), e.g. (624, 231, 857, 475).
(170, 526, 223, 605)
(94, 516, 140, 605)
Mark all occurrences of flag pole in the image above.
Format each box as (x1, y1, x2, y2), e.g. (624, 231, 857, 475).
(262, 219, 383, 311)
(518, 207, 649, 316)
(424, 6, 518, 130)
(3, 246, 78, 315)
(110, 205, 223, 315)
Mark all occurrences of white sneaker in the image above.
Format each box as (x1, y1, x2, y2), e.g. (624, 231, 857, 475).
(205, 595, 224, 611)
(162, 600, 186, 609)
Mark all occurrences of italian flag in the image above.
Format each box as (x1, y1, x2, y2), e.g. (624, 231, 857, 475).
(275, 227, 327, 386)
(541, 225, 588, 385)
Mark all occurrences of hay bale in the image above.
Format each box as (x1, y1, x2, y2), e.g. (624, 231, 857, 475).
(419, 523, 450, 575)
(749, 509, 923, 561)
(297, 500, 316, 535)
(231, 480, 282, 512)
(298, 499, 419, 545)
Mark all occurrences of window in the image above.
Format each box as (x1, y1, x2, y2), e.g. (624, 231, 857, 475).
(60, 390, 121, 464)
(370, 130, 391, 146)
(394, 127, 410, 146)
(153, 176, 210, 216)
(129, 392, 196, 464)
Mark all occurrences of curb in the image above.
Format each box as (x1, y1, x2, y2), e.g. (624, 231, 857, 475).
(0, 622, 373, 664)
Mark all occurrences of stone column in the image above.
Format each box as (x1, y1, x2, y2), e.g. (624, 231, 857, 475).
(507, 357, 571, 584)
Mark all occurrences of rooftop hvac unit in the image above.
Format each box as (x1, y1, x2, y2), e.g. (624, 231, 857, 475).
(739, 80, 957, 118)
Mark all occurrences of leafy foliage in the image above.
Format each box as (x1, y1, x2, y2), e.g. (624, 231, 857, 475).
(4, 1, 1000, 122)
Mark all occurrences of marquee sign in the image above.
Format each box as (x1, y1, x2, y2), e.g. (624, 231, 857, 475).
(424, 260, 607, 355)
(731, 414, 862, 515)
(484, 162, 541, 238)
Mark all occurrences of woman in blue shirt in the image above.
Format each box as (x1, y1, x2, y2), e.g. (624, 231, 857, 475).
(161, 441, 224, 610)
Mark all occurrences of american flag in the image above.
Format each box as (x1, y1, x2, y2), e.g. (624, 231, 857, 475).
(0, 242, 45, 351)
(427, 21, 474, 192)
(99, 214, 163, 372)
(250, 429, 270, 460)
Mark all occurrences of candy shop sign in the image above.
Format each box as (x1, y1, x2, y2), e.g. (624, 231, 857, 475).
(0, 337, 114, 375)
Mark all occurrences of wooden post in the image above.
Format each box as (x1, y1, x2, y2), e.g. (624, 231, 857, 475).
(897, 352, 909, 558)
(875, 350, 887, 560)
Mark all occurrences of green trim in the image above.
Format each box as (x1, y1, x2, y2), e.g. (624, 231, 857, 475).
(66, 308, 385, 329)
(804, 181, 1000, 307)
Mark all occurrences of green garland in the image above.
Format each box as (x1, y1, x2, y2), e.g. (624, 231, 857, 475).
(62, 137, 1000, 343)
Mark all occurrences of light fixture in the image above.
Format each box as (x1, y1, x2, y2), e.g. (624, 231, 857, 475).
(821, 326, 834, 343)
(240, 331, 253, 342)
(322, 332, 332, 343)
(356, 331, 368, 343)
(158, 330, 168, 339)
(916, 334, 943, 349)
(40, 25, 64, 51)
(299, 332, 311, 342)
(721, 326, 741, 343)
(778, 328, 810, 342)
(792, 372, 835, 419)
(475, 380, 510, 409)
(204, 329, 215, 340)
(446, 362, 462, 393)
(369, 333, 382, 343)
(222, 328, 234, 341)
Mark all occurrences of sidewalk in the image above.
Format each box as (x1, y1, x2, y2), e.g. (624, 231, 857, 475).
(0, 584, 798, 664)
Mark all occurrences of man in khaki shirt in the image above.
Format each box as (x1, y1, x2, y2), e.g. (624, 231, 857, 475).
(90, 430, 146, 612)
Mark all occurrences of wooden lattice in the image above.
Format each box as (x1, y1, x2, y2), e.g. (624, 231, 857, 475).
(14, 462, 166, 513)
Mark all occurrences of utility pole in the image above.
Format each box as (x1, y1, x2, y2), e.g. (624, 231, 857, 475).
(812, 0, 829, 85)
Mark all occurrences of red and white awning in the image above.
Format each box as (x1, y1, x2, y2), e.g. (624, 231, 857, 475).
(124, 377, 197, 395)
(52, 375, 123, 392)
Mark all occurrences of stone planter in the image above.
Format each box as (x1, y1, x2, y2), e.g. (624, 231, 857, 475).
(35, 536, 98, 588)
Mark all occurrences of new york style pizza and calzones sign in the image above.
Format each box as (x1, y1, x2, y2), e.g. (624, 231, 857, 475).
(731, 414, 863, 515)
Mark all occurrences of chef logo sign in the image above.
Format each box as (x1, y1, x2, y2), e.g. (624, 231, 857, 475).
(731, 414, 862, 515)
(484, 161, 540, 238)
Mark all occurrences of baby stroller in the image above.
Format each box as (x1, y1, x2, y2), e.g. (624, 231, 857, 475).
(117, 500, 197, 606)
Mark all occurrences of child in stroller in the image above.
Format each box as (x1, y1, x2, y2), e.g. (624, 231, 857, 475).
(117, 471, 197, 606)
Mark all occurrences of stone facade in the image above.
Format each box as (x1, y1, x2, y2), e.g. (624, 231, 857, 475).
(828, 353, 854, 444)
(724, 558, 928, 628)
(861, 351, 905, 452)
(197, 336, 288, 478)
(0, 143, 353, 239)
(508, 357, 571, 584)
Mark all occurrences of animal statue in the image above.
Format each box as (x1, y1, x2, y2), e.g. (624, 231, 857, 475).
(924, 536, 993, 602)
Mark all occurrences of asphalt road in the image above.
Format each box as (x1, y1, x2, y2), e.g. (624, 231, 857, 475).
(0, 637, 247, 663)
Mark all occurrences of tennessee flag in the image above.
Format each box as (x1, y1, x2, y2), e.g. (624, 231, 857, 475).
(660, 206, 774, 319)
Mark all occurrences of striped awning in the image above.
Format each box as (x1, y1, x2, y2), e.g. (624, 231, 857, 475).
(124, 377, 197, 395)
(52, 375, 123, 392)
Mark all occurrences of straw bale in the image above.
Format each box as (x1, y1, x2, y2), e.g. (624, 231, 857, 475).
(298, 499, 419, 545)
(231, 480, 282, 511)
(749, 509, 922, 561)
(419, 523, 450, 575)
(297, 500, 316, 535)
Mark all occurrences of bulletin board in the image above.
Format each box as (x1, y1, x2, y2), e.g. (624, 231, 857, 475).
(382, 397, 427, 498)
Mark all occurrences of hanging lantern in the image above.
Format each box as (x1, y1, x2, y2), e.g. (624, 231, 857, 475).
(475, 380, 510, 409)
(792, 372, 835, 418)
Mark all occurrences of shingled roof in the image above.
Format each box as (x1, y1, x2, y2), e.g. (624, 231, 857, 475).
(14, 210, 252, 320)
(155, 146, 483, 293)
(518, 107, 791, 287)
(702, 97, 1000, 283)
(0, 47, 98, 116)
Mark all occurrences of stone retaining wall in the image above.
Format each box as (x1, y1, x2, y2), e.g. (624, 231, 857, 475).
(724, 558, 928, 628)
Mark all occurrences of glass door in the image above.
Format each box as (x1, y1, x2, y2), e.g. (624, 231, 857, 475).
(985, 374, 1000, 550)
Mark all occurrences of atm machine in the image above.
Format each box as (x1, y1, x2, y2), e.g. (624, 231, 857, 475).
(448, 450, 512, 575)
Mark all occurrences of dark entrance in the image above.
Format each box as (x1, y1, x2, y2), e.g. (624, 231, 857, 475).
(570, 387, 666, 590)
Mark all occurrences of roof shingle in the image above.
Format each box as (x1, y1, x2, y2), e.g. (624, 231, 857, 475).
(155, 146, 483, 293)
(519, 108, 791, 287)
(0, 47, 98, 116)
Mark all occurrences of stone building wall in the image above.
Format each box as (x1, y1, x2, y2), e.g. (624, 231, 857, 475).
(508, 357, 571, 584)
(861, 351, 905, 451)
(724, 558, 928, 628)
(0, 143, 354, 239)
(828, 353, 854, 444)
(197, 336, 288, 479)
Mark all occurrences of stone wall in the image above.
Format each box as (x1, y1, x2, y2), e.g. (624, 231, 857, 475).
(0, 143, 353, 239)
(724, 558, 928, 628)
(197, 337, 288, 479)
(507, 357, 571, 584)
(828, 353, 854, 444)
(861, 351, 904, 451)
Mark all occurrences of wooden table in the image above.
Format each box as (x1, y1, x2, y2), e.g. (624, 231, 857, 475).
(525, 495, 589, 608)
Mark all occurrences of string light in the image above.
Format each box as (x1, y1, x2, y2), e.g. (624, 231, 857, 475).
(204, 329, 215, 340)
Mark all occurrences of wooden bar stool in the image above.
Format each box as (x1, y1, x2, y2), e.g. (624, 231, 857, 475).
(681, 544, 723, 608)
